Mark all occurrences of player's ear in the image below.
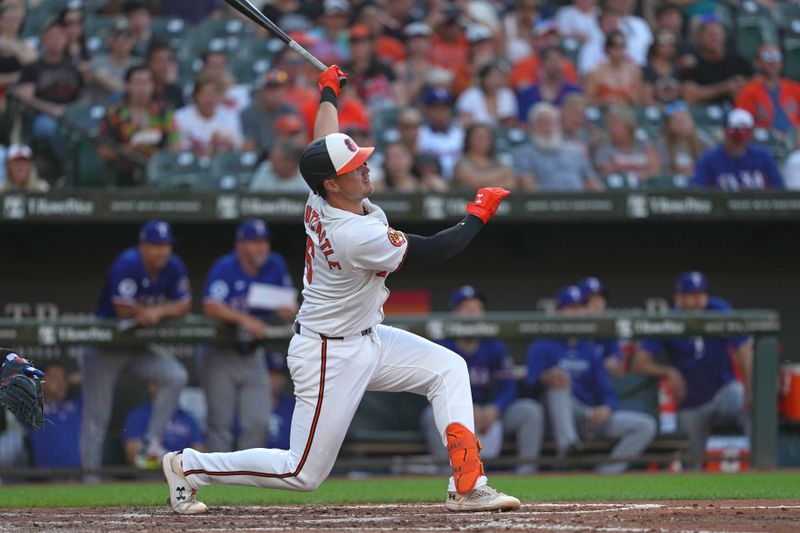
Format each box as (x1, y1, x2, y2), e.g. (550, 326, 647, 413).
(323, 177, 339, 194)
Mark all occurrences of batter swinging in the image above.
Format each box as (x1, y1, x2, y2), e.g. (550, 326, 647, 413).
(162, 65, 519, 514)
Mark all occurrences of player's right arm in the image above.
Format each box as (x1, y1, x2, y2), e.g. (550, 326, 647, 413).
(631, 341, 687, 403)
(312, 65, 348, 140)
(202, 262, 267, 338)
(403, 188, 510, 267)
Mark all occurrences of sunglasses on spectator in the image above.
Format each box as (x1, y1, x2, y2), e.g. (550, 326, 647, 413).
(760, 50, 782, 62)
(398, 122, 421, 128)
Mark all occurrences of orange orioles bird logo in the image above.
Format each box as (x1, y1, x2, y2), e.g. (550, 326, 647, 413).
(344, 137, 358, 153)
(387, 228, 406, 247)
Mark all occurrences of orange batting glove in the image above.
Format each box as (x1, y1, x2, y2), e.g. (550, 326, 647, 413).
(465, 187, 511, 223)
(318, 64, 348, 97)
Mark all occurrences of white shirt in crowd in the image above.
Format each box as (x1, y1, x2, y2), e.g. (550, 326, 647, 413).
(618, 15, 653, 66)
(249, 162, 309, 193)
(555, 4, 601, 43)
(417, 124, 465, 180)
(456, 87, 518, 125)
(174, 104, 244, 153)
(784, 150, 800, 190)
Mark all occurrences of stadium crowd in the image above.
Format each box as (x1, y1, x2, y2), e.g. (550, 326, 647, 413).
(0, 0, 799, 191)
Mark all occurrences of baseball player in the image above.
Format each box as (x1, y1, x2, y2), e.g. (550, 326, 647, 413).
(631, 271, 752, 468)
(200, 218, 297, 452)
(577, 277, 625, 375)
(162, 65, 519, 514)
(421, 286, 544, 473)
(526, 286, 656, 473)
(83, 220, 189, 475)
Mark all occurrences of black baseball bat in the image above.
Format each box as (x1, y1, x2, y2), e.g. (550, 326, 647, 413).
(223, 0, 328, 72)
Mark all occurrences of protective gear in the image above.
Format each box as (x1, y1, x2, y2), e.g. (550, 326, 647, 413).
(0, 350, 45, 430)
(465, 188, 511, 224)
(446, 422, 484, 495)
(299, 133, 374, 192)
(318, 65, 348, 97)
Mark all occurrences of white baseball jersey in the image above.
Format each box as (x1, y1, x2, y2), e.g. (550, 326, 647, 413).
(295, 192, 409, 337)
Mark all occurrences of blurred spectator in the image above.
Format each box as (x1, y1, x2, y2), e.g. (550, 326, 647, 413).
(653, 2, 684, 36)
(380, 141, 448, 193)
(606, 0, 652, 66)
(428, 3, 468, 75)
(396, 22, 434, 106)
(379, 0, 417, 41)
(692, 108, 783, 190)
(273, 113, 307, 145)
(123, 0, 153, 59)
(577, 276, 624, 376)
(451, 24, 499, 97)
(421, 286, 544, 473)
(308, 0, 350, 65)
(654, 101, 712, 177)
(274, 45, 317, 113)
(89, 20, 140, 103)
(784, 143, 800, 190)
(735, 44, 800, 137)
(555, 0, 601, 45)
(355, 3, 405, 65)
(241, 69, 299, 156)
(190, 49, 251, 113)
(15, 20, 83, 166)
(513, 102, 603, 192)
(26, 361, 81, 468)
(418, 87, 464, 180)
(517, 47, 582, 123)
(123, 382, 204, 466)
(85, 220, 190, 473)
(560, 93, 598, 156)
(510, 19, 578, 92)
(632, 272, 752, 469)
(249, 140, 307, 193)
(146, 41, 184, 110)
(502, 0, 541, 64)
(175, 75, 244, 156)
(298, 68, 370, 137)
(161, 0, 223, 26)
(0, 143, 48, 192)
(453, 122, 516, 190)
(0, 409, 24, 470)
(0, 3, 37, 109)
(526, 285, 656, 473)
(594, 104, 660, 183)
(201, 219, 297, 452)
(97, 65, 179, 186)
(56, 7, 89, 73)
(643, 30, 682, 105)
(345, 24, 401, 109)
(456, 61, 517, 126)
(395, 106, 423, 157)
(265, 353, 294, 450)
(577, 9, 623, 75)
(585, 31, 643, 106)
(681, 17, 752, 105)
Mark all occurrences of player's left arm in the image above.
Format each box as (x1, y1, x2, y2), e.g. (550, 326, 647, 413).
(732, 338, 754, 410)
(313, 65, 348, 139)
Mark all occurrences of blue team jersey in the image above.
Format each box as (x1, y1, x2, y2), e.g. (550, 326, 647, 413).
(639, 297, 750, 409)
(95, 247, 191, 318)
(438, 339, 517, 412)
(203, 251, 293, 320)
(27, 397, 82, 468)
(526, 339, 618, 409)
(266, 393, 295, 449)
(692, 144, 784, 190)
(123, 403, 203, 451)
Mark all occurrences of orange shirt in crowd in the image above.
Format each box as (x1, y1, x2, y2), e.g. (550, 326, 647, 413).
(300, 95, 370, 137)
(376, 36, 407, 63)
(429, 34, 469, 72)
(735, 78, 800, 129)
(509, 56, 579, 91)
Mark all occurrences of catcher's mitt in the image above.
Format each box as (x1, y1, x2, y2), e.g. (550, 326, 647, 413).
(0, 349, 45, 430)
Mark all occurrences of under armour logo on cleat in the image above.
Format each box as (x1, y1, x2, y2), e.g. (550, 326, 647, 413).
(176, 486, 186, 501)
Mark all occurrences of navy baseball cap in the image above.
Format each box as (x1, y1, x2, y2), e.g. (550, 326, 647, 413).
(449, 285, 486, 310)
(578, 277, 606, 297)
(676, 271, 707, 294)
(139, 220, 173, 244)
(556, 285, 585, 309)
(422, 87, 453, 106)
(236, 219, 270, 241)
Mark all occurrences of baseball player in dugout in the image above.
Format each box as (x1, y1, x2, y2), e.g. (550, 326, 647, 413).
(85, 220, 190, 477)
(200, 218, 298, 452)
(162, 65, 519, 514)
(421, 286, 544, 474)
(631, 272, 753, 469)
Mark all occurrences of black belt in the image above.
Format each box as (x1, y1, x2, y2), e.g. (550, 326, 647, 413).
(292, 322, 371, 341)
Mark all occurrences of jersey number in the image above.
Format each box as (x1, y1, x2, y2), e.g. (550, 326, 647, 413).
(304, 236, 314, 283)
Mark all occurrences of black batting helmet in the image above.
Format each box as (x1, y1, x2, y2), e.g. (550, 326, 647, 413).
(299, 133, 374, 192)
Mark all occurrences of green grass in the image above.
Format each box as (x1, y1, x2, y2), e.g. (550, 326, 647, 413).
(1, 472, 798, 508)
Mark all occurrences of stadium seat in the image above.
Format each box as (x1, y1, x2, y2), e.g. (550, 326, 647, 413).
(150, 16, 190, 50)
(345, 391, 428, 445)
(209, 151, 260, 190)
(735, 15, 778, 62)
(753, 128, 793, 161)
(147, 151, 214, 190)
(61, 104, 107, 137)
(782, 38, 800, 82)
(641, 174, 691, 190)
(64, 139, 115, 188)
(600, 174, 635, 190)
(196, 17, 254, 39)
(494, 127, 528, 154)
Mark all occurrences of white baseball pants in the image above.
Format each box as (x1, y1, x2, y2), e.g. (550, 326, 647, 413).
(181, 324, 486, 492)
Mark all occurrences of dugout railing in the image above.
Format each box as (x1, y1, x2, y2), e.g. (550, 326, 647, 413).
(0, 310, 781, 480)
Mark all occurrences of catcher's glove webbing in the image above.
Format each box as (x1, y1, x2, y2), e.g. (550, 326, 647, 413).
(0, 349, 45, 430)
